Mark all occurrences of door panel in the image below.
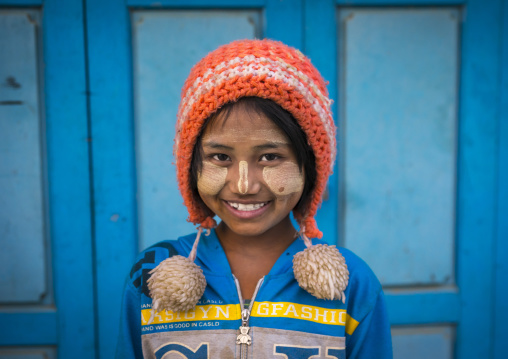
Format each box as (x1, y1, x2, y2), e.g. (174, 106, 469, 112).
(132, 10, 262, 249)
(0, 348, 56, 359)
(0, 0, 95, 358)
(392, 326, 455, 359)
(328, 1, 502, 358)
(339, 7, 458, 286)
(494, 4, 508, 359)
(0, 9, 48, 304)
(0, 8, 58, 351)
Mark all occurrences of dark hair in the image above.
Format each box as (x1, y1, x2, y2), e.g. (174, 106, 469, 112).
(190, 97, 316, 215)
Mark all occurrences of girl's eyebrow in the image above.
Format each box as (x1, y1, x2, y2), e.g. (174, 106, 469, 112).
(253, 142, 291, 150)
(202, 141, 290, 151)
(202, 141, 234, 150)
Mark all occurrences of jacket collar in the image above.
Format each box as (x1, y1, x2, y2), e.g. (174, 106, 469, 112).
(194, 228, 308, 277)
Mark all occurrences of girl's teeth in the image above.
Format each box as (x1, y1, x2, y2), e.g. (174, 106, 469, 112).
(228, 202, 266, 211)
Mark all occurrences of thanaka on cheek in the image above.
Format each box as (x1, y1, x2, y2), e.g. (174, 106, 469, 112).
(263, 162, 304, 196)
(197, 161, 227, 195)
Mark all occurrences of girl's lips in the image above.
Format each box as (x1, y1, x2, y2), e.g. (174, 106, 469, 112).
(223, 200, 271, 219)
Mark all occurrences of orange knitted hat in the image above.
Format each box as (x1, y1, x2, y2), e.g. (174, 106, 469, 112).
(174, 39, 336, 239)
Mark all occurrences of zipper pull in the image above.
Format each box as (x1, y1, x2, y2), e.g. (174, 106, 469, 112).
(236, 309, 252, 345)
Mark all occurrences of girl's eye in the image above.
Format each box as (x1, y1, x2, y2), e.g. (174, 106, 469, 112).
(260, 153, 280, 162)
(212, 153, 230, 162)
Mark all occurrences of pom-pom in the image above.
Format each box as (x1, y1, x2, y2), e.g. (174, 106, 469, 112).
(293, 244, 349, 303)
(147, 255, 206, 322)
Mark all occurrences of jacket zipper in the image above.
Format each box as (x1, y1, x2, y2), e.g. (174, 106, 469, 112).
(234, 276, 264, 359)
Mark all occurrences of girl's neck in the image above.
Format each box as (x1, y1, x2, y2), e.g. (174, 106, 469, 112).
(215, 216, 298, 300)
(216, 216, 297, 254)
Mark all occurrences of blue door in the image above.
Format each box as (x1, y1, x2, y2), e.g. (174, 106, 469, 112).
(1, 0, 506, 358)
(0, 1, 95, 358)
(304, 2, 507, 358)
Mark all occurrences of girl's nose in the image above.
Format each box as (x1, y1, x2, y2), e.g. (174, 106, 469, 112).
(230, 160, 261, 195)
(238, 161, 249, 194)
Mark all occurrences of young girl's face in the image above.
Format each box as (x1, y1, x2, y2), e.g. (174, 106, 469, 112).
(197, 104, 304, 238)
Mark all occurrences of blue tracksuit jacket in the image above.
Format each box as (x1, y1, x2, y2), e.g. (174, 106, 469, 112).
(116, 229, 393, 358)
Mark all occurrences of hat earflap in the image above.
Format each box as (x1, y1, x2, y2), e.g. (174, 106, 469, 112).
(293, 228, 349, 303)
(146, 227, 208, 323)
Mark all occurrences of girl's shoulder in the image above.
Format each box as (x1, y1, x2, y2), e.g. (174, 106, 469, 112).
(337, 246, 379, 283)
(139, 233, 196, 259)
(310, 239, 383, 305)
(334, 245, 385, 316)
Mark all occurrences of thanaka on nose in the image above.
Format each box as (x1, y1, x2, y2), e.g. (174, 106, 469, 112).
(238, 161, 248, 194)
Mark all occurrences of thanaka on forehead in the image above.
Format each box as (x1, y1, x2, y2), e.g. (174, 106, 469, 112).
(201, 140, 292, 151)
(205, 106, 291, 133)
(202, 129, 290, 143)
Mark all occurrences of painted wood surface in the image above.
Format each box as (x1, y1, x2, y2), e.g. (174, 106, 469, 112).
(392, 326, 454, 359)
(42, 0, 95, 357)
(340, 7, 458, 286)
(85, 0, 137, 357)
(494, 3, 508, 359)
(127, 0, 265, 5)
(386, 290, 459, 325)
(331, 5, 462, 357)
(303, 0, 339, 244)
(456, 0, 503, 357)
(0, 0, 41, 4)
(41, 0, 95, 358)
(0, 355, 49, 359)
(0, 10, 46, 303)
(0, 347, 55, 359)
(0, 0, 95, 357)
(265, 0, 303, 49)
(335, 0, 465, 3)
(0, 312, 57, 345)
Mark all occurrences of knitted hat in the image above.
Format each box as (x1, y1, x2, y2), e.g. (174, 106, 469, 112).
(147, 39, 348, 317)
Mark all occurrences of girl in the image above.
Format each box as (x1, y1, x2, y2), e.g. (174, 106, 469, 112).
(117, 39, 392, 359)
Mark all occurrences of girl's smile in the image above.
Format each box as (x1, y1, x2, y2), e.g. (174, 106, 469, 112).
(196, 104, 304, 238)
(223, 199, 271, 219)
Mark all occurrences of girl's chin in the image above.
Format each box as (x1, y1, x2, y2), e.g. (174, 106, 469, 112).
(218, 221, 270, 238)
(217, 216, 294, 239)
